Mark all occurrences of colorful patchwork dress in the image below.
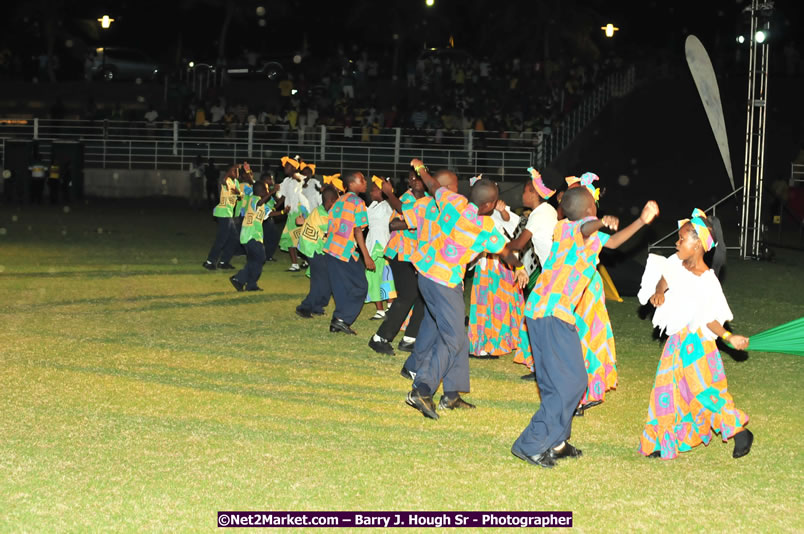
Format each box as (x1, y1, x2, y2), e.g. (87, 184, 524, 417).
(575, 233, 618, 406)
(636, 253, 749, 459)
(468, 208, 526, 356)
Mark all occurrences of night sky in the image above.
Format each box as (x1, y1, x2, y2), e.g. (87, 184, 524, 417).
(1, 0, 802, 70)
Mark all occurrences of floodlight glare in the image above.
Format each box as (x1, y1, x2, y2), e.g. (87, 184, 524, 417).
(601, 23, 619, 38)
(97, 15, 114, 29)
(736, 35, 745, 44)
(425, 0, 435, 6)
(755, 30, 767, 43)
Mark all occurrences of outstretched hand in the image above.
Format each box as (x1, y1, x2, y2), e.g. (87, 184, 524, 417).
(640, 201, 660, 224)
(410, 158, 424, 170)
(601, 215, 619, 231)
(515, 269, 529, 289)
(730, 335, 749, 351)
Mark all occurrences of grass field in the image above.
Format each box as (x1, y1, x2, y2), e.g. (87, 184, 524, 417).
(1, 200, 802, 533)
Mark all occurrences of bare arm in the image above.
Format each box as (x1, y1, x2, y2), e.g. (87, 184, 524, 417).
(380, 180, 403, 213)
(354, 227, 375, 271)
(649, 276, 668, 306)
(706, 320, 749, 350)
(507, 228, 533, 252)
(389, 219, 409, 232)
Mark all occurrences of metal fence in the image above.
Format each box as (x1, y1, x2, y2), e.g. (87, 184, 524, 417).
(0, 66, 636, 179)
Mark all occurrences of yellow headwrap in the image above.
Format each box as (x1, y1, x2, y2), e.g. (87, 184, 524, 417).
(281, 156, 300, 169)
(323, 173, 344, 193)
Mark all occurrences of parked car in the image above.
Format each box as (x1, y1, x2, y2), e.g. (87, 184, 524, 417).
(92, 48, 161, 81)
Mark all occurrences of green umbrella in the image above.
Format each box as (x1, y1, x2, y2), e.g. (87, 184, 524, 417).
(730, 317, 804, 356)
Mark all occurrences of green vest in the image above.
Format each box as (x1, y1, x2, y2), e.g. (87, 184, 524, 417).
(240, 195, 265, 243)
(213, 178, 239, 218)
(233, 181, 252, 217)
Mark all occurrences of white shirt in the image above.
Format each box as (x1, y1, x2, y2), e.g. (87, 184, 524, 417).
(277, 175, 309, 213)
(638, 253, 733, 340)
(302, 178, 322, 212)
(210, 105, 225, 123)
(491, 207, 521, 239)
(365, 200, 393, 253)
(525, 202, 558, 268)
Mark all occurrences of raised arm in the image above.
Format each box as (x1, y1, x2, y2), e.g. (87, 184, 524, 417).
(410, 158, 440, 196)
(380, 179, 403, 213)
(507, 228, 533, 252)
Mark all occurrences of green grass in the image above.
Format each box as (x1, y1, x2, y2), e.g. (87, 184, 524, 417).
(0, 201, 802, 533)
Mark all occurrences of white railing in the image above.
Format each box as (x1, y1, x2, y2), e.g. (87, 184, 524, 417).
(0, 66, 637, 178)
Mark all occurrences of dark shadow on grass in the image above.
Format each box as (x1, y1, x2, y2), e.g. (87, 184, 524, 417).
(2, 269, 208, 279)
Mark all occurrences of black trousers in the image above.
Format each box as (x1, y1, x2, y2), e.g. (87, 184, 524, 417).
(263, 218, 280, 260)
(377, 257, 424, 342)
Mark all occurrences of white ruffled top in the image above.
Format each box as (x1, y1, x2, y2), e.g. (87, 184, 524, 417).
(638, 253, 733, 340)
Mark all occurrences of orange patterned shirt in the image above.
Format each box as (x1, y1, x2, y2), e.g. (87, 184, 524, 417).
(322, 192, 369, 262)
(410, 187, 506, 288)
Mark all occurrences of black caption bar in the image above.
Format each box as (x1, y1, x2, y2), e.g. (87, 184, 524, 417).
(217, 511, 572, 528)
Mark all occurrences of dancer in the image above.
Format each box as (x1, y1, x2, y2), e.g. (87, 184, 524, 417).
(637, 208, 752, 460)
(369, 170, 428, 356)
(322, 171, 373, 335)
(364, 176, 398, 321)
(511, 186, 658, 468)
(509, 168, 558, 376)
(295, 186, 340, 318)
(403, 159, 527, 419)
(203, 165, 241, 270)
(229, 180, 271, 292)
(277, 156, 310, 272)
(467, 188, 523, 358)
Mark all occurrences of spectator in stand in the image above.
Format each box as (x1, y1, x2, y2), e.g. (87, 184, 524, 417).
(210, 99, 225, 123)
(278, 74, 293, 100)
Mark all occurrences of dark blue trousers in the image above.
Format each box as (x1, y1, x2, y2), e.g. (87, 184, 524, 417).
(410, 276, 471, 396)
(206, 217, 238, 264)
(298, 253, 331, 314)
(234, 239, 266, 289)
(263, 218, 280, 260)
(325, 253, 367, 325)
(232, 216, 246, 256)
(513, 316, 587, 455)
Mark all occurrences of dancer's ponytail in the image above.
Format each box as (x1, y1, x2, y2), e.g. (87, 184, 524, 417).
(705, 216, 726, 277)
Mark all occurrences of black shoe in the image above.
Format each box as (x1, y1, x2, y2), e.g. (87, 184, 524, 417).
(369, 338, 395, 355)
(202, 260, 216, 270)
(229, 276, 245, 292)
(295, 308, 313, 319)
(406, 389, 439, 420)
(438, 395, 476, 410)
(246, 286, 263, 291)
(511, 445, 556, 468)
(573, 407, 584, 417)
(580, 400, 603, 411)
(266, 257, 276, 262)
(397, 339, 416, 352)
(330, 318, 356, 335)
(301, 260, 309, 268)
(647, 451, 661, 459)
(400, 366, 416, 380)
(521, 372, 536, 381)
(218, 262, 235, 270)
(469, 354, 500, 360)
(732, 429, 754, 459)
(552, 441, 583, 459)
(311, 310, 325, 316)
